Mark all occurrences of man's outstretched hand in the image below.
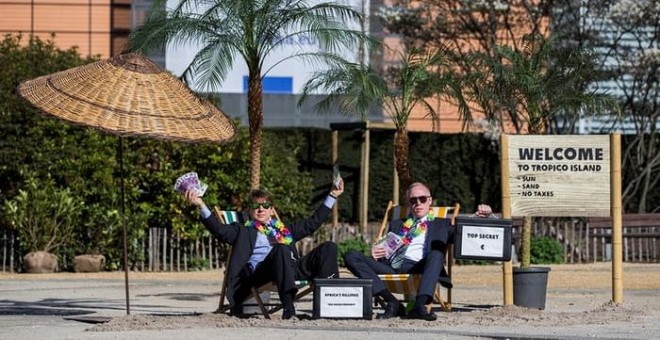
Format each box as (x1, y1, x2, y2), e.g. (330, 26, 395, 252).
(331, 178, 344, 198)
(184, 189, 205, 208)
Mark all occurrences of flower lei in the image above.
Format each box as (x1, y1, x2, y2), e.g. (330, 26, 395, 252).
(399, 213, 435, 245)
(246, 219, 293, 245)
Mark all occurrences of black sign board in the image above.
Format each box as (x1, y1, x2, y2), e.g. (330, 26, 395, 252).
(453, 217, 513, 261)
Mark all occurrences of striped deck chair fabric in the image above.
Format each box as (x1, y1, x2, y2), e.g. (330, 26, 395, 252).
(376, 200, 460, 311)
(379, 274, 422, 295)
(219, 210, 247, 225)
(214, 207, 312, 319)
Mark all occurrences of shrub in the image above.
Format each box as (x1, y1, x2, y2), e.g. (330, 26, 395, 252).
(187, 256, 210, 271)
(456, 259, 491, 265)
(530, 236, 564, 264)
(2, 174, 82, 253)
(337, 237, 371, 267)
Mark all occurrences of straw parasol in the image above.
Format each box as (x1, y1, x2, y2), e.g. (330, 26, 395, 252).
(18, 53, 236, 315)
(18, 53, 235, 143)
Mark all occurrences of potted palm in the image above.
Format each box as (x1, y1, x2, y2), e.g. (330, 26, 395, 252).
(3, 174, 82, 273)
(476, 33, 616, 308)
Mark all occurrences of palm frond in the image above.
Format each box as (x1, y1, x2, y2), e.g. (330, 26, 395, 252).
(481, 33, 619, 133)
(130, 0, 370, 92)
(300, 57, 387, 117)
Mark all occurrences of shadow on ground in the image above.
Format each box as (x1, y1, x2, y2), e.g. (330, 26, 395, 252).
(0, 292, 213, 316)
(136, 292, 214, 301)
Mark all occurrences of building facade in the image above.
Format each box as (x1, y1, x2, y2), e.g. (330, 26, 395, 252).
(7, 1, 639, 134)
(0, 0, 138, 58)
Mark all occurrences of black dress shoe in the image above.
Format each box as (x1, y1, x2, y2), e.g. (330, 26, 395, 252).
(377, 300, 401, 320)
(282, 308, 296, 320)
(406, 307, 437, 321)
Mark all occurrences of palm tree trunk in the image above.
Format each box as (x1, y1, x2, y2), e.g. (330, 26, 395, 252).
(394, 129, 412, 194)
(247, 72, 263, 189)
(521, 127, 542, 268)
(521, 215, 532, 268)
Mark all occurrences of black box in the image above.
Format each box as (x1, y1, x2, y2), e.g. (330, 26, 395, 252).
(313, 278, 372, 319)
(453, 217, 513, 261)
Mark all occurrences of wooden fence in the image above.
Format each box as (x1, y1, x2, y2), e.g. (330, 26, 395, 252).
(586, 214, 659, 262)
(1, 229, 17, 273)
(511, 214, 659, 263)
(0, 227, 231, 274)
(2, 215, 658, 273)
(0, 224, 348, 273)
(141, 227, 229, 272)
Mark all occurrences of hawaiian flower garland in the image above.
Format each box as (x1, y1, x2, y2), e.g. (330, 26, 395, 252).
(246, 219, 293, 245)
(399, 213, 435, 245)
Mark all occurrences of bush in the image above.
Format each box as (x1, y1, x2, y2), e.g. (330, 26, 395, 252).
(337, 237, 371, 267)
(530, 236, 564, 264)
(2, 173, 82, 254)
(455, 259, 491, 265)
(187, 256, 210, 271)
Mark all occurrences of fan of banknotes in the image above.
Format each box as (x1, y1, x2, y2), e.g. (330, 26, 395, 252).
(173, 172, 208, 197)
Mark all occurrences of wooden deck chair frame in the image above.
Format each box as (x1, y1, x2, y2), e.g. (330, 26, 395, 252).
(375, 200, 460, 312)
(213, 207, 313, 319)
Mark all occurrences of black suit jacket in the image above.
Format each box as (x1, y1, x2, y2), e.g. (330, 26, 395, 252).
(201, 204, 332, 306)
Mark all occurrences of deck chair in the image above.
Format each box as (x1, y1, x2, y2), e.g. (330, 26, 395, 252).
(375, 201, 460, 311)
(213, 207, 313, 319)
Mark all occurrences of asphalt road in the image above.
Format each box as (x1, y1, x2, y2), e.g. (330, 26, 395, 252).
(1, 264, 658, 340)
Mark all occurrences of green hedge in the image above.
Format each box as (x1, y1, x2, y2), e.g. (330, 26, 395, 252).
(273, 128, 502, 222)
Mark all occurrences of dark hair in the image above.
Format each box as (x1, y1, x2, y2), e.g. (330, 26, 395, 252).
(247, 189, 272, 205)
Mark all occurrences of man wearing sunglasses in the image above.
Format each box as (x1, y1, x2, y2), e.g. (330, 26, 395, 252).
(344, 182, 452, 321)
(183, 178, 344, 320)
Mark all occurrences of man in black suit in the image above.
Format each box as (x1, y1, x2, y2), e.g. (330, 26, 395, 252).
(183, 179, 344, 320)
(343, 182, 451, 321)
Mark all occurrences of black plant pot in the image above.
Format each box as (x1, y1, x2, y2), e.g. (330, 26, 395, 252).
(513, 266, 551, 309)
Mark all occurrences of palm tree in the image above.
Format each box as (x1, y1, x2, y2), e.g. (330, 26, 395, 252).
(129, 0, 368, 189)
(301, 46, 468, 192)
(475, 32, 617, 268)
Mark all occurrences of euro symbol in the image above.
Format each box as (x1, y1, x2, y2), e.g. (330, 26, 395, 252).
(480, 244, 485, 250)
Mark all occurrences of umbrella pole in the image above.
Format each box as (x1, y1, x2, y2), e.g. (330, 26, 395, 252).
(118, 137, 131, 315)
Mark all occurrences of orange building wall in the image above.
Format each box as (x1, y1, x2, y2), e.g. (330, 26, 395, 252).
(381, 1, 548, 134)
(0, 0, 115, 58)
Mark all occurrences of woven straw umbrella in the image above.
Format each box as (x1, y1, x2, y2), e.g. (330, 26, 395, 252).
(18, 53, 236, 314)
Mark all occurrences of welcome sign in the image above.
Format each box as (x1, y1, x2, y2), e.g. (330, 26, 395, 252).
(506, 135, 611, 217)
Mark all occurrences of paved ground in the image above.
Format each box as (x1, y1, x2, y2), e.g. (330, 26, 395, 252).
(1, 262, 658, 339)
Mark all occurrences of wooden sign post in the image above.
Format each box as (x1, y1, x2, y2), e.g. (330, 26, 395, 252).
(500, 134, 622, 304)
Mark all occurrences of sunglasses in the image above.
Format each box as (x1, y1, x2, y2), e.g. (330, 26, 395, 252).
(408, 196, 430, 205)
(249, 202, 272, 210)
